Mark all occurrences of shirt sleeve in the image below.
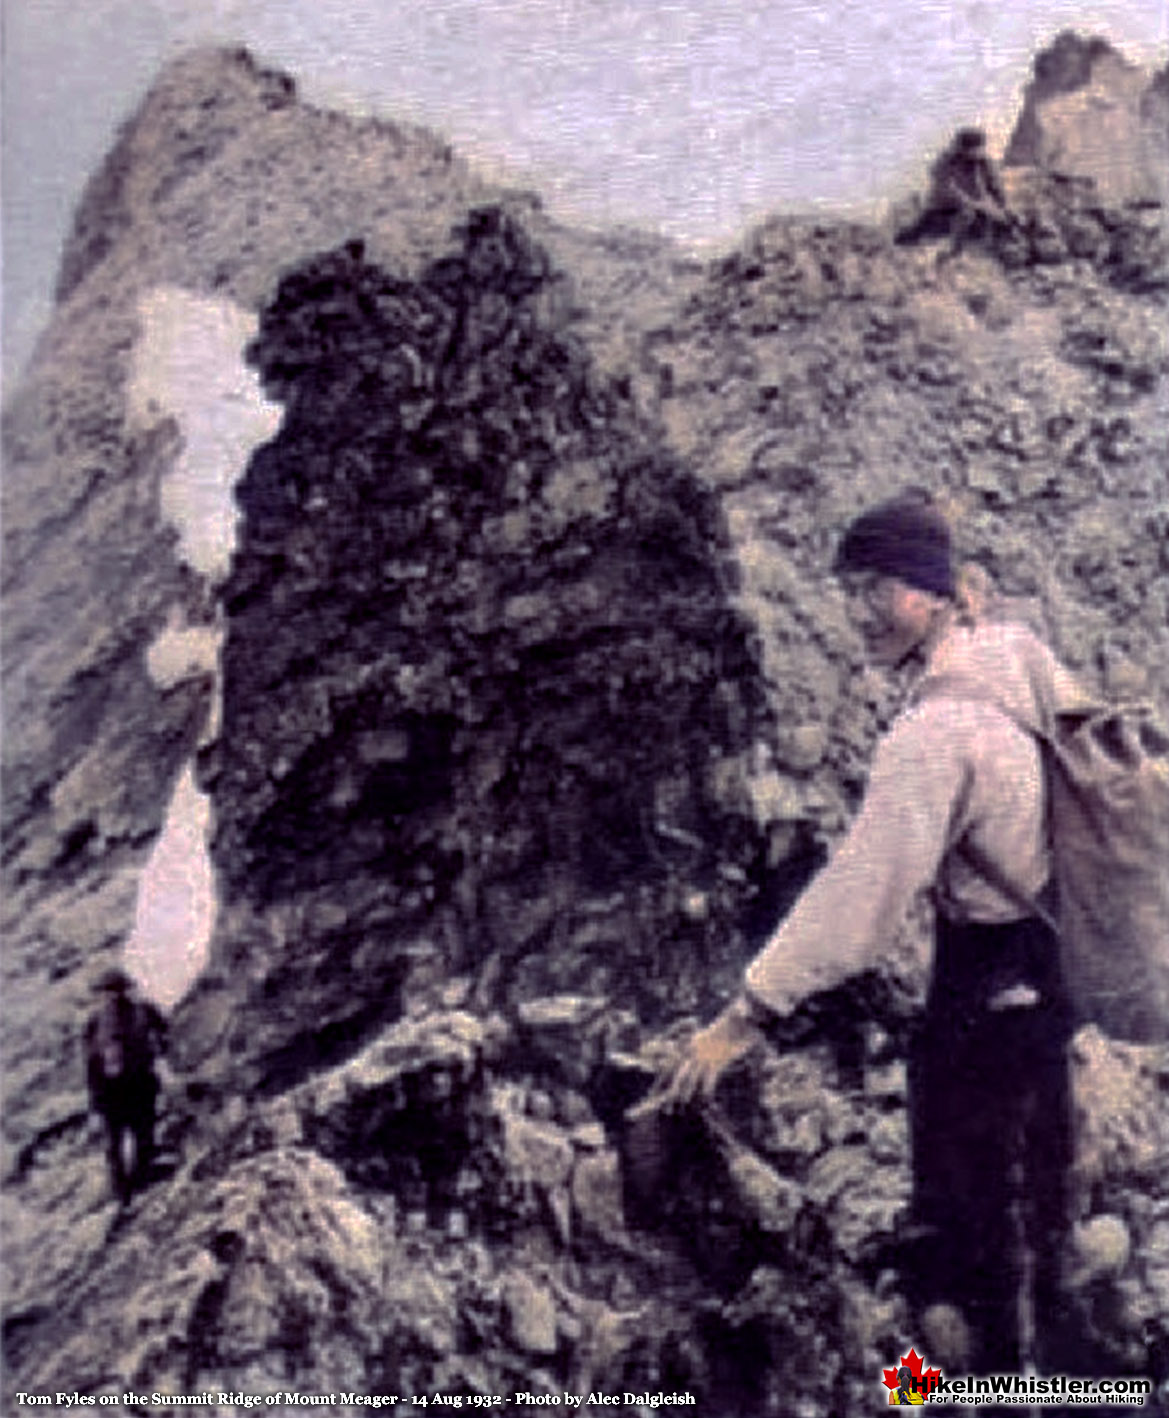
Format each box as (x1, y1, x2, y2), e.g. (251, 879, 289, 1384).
(744, 706, 972, 1014)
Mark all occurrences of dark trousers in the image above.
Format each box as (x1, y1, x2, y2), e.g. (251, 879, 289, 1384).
(98, 1077, 158, 1205)
(909, 914, 1073, 1373)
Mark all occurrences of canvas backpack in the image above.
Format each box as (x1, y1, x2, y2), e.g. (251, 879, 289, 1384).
(919, 675, 1169, 1045)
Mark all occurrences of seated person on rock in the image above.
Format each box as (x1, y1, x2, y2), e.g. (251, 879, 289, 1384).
(897, 128, 1011, 246)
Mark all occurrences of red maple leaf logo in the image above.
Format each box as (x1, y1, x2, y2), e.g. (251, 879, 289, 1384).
(882, 1347, 943, 1396)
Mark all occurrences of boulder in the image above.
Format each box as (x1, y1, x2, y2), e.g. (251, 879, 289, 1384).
(501, 1270, 559, 1356)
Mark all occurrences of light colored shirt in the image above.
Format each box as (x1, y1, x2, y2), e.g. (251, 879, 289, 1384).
(745, 617, 1089, 1015)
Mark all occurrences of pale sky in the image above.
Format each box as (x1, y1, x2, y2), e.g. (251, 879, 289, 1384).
(2, 0, 1167, 380)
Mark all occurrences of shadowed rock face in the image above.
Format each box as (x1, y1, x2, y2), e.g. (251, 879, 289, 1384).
(186, 209, 774, 1088)
(3, 38, 1169, 1416)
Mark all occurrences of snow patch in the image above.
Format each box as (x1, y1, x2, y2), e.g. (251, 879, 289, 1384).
(123, 764, 215, 1009)
(129, 286, 281, 583)
(127, 287, 283, 1006)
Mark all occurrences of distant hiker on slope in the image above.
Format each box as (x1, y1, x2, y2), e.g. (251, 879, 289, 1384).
(85, 969, 167, 1206)
(650, 492, 1093, 1374)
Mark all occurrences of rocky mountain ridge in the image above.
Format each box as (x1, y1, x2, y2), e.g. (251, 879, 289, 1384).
(3, 32, 1168, 1416)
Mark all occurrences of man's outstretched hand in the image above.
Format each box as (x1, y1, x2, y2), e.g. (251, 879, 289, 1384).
(639, 995, 766, 1111)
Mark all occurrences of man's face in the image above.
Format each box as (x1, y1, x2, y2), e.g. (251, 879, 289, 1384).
(840, 571, 939, 667)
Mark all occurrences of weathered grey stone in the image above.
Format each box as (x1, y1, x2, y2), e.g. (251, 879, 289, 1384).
(865, 1060, 908, 1102)
(496, 1104, 576, 1195)
(868, 1113, 908, 1165)
(515, 996, 609, 1088)
(1073, 1028, 1169, 1188)
(570, 1148, 629, 1247)
(501, 1270, 559, 1356)
(723, 1144, 803, 1236)
(1071, 1213, 1133, 1286)
(920, 1302, 973, 1373)
(838, 1280, 904, 1365)
(774, 722, 830, 773)
(804, 1146, 874, 1208)
(517, 996, 608, 1032)
(570, 1122, 607, 1150)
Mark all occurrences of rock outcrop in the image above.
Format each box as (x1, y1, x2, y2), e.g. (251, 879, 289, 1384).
(182, 213, 771, 1099)
(1004, 32, 1169, 208)
(3, 33, 1168, 1417)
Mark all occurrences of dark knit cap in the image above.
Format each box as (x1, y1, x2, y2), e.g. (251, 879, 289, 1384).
(834, 494, 955, 597)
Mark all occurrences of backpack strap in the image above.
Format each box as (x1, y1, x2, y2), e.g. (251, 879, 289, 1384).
(949, 824, 1060, 938)
(914, 672, 1061, 937)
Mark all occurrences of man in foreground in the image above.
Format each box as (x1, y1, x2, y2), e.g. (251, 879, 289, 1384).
(654, 492, 1088, 1372)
